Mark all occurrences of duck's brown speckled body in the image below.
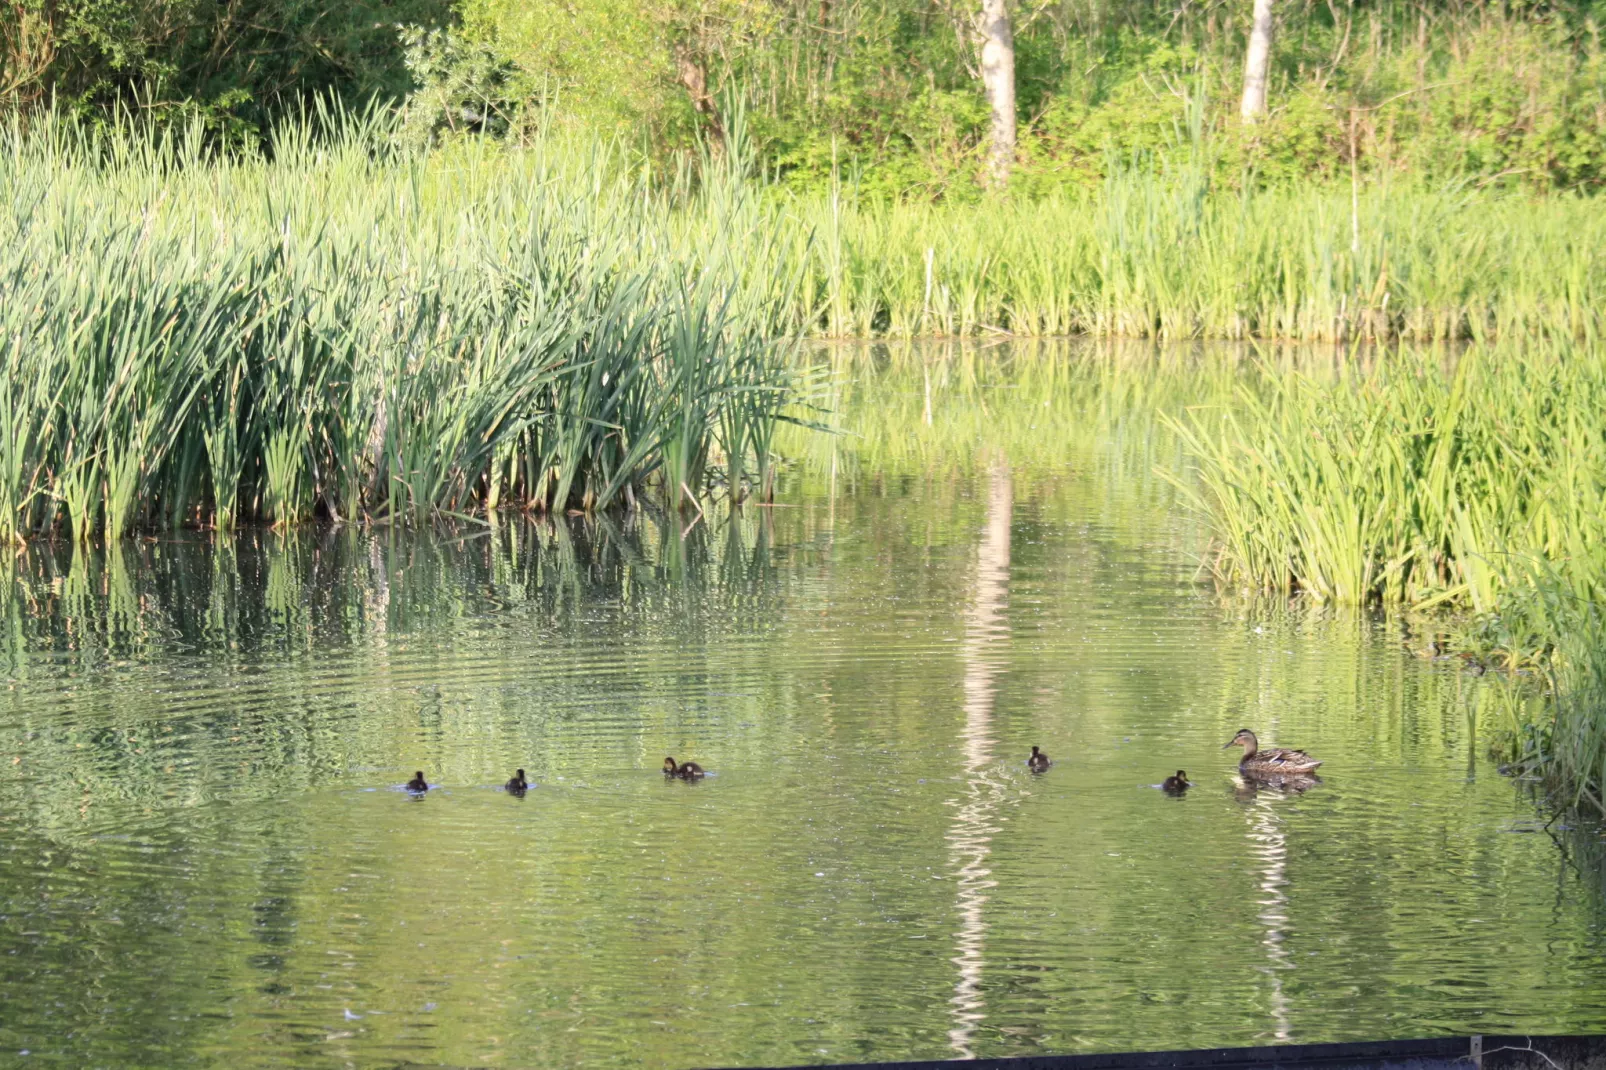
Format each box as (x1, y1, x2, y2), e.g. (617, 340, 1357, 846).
(1223, 729, 1322, 775)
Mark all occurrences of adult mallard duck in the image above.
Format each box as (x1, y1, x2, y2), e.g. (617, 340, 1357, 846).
(1162, 770, 1190, 792)
(663, 757, 705, 780)
(405, 771, 430, 793)
(1223, 729, 1322, 775)
(505, 769, 529, 793)
(1027, 746, 1051, 773)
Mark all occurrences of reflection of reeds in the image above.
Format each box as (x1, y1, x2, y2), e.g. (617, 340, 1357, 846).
(947, 462, 1012, 1058)
(780, 338, 1248, 499)
(0, 508, 800, 838)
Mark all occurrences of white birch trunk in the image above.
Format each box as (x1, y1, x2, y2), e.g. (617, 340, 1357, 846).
(978, 0, 1016, 190)
(1240, 0, 1276, 122)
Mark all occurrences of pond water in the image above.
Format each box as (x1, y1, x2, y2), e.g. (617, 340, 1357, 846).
(2, 343, 1606, 1068)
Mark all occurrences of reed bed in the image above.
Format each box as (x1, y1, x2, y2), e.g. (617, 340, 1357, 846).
(1166, 340, 1606, 811)
(784, 169, 1606, 344)
(0, 108, 802, 540)
(7, 106, 1606, 528)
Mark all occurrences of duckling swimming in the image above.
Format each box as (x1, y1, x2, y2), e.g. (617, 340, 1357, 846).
(505, 768, 529, 793)
(1162, 770, 1190, 792)
(1408, 638, 1445, 660)
(1223, 729, 1322, 775)
(1027, 746, 1051, 773)
(405, 771, 429, 793)
(663, 757, 705, 780)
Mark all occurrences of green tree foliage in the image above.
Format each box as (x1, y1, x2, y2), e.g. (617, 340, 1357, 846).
(0, 0, 453, 136)
(450, 0, 1606, 196)
(4, 0, 1606, 193)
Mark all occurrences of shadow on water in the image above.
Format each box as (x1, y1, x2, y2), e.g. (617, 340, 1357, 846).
(0, 339, 1605, 1067)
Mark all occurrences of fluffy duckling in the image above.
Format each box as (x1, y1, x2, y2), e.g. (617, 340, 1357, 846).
(405, 771, 429, 793)
(505, 769, 529, 793)
(663, 757, 705, 780)
(1162, 770, 1190, 793)
(1027, 746, 1051, 773)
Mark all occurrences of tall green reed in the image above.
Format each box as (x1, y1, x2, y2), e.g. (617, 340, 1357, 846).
(0, 106, 803, 539)
(785, 166, 1606, 343)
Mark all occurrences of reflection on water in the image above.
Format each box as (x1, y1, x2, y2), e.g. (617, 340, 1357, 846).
(1245, 789, 1293, 1042)
(948, 461, 1012, 1058)
(1, 342, 1606, 1068)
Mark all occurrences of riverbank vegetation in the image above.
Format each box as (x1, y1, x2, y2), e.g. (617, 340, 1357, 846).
(0, 113, 802, 539)
(1165, 340, 1606, 813)
(6, 107, 1606, 538)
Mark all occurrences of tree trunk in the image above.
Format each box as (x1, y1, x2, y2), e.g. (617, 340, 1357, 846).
(977, 0, 1015, 190)
(1240, 0, 1275, 122)
(674, 43, 725, 153)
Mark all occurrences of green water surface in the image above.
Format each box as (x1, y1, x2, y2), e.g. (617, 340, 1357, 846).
(1, 343, 1603, 1068)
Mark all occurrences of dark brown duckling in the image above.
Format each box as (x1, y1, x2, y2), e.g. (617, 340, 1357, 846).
(1027, 746, 1051, 773)
(663, 757, 705, 780)
(405, 771, 429, 793)
(505, 769, 528, 793)
(1162, 770, 1190, 792)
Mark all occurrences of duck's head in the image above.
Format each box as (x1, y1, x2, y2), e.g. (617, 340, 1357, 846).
(1174, 769, 1189, 784)
(414, 770, 425, 780)
(515, 768, 526, 780)
(663, 757, 677, 774)
(1030, 746, 1041, 757)
(1223, 729, 1256, 750)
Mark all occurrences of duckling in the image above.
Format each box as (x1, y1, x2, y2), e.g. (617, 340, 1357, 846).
(505, 768, 529, 793)
(1162, 770, 1190, 792)
(663, 757, 705, 780)
(405, 771, 429, 793)
(1027, 746, 1051, 773)
(1408, 638, 1445, 660)
(1223, 729, 1322, 775)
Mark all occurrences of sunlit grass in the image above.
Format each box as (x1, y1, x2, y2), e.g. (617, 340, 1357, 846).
(786, 167, 1606, 343)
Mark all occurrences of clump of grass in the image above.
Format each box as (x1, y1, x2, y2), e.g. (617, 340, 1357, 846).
(0, 107, 803, 539)
(1166, 343, 1606, 608)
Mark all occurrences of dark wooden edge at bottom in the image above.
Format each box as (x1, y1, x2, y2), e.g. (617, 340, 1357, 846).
(716, 1035, 1606, 1070)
